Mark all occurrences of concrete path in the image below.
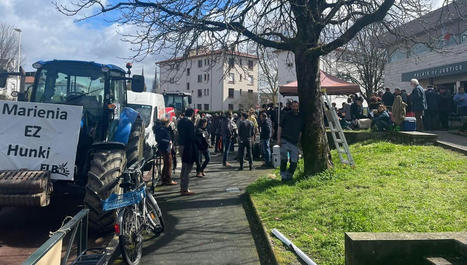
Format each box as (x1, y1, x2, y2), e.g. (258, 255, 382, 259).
(140, 149, 272, 265)
(430, 130, 467, 154)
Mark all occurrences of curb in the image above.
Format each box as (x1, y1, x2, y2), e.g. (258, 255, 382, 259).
(434, 141, 467, 155)
(243, 191, 279, 265)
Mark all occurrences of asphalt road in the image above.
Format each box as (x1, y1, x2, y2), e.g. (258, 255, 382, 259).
(137, 151, 270, 265)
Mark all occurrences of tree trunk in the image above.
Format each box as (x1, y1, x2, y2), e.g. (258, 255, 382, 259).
(294, 50, 332, 175)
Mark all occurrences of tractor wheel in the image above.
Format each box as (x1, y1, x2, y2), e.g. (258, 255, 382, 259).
(84, 149, 126, 232)
(126, 117, 144, 167)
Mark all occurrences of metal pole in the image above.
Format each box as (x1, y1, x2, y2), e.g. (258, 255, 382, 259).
(14, 28, 21, 97)
(271, 229, 317, 265)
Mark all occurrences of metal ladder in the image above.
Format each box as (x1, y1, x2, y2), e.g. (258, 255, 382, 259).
(322, 92, 355, 166)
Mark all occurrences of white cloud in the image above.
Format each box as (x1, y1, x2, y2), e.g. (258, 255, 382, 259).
(0, 0, 156, 87)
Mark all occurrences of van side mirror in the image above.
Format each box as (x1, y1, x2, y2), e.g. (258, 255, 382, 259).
(0, 72, 7, 88)
(131, 75, 145, 93)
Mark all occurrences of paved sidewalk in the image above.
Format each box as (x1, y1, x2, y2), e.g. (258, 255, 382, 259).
(140, 150, 272, 265)
(430, 130, 467, 153)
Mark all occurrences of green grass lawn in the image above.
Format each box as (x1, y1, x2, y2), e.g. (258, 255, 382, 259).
(247, 141, 467, 265)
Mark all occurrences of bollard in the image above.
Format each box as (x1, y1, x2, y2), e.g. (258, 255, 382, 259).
(272, 145, 280, 168)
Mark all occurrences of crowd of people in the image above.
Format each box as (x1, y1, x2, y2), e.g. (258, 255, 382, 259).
(336, 78, 467, 132)
(152, 101, 304, 195)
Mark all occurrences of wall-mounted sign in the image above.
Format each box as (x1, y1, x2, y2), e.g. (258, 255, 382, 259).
(401, 61, 467, 81)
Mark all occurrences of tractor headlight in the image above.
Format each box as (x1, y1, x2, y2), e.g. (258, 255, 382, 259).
(102, 66, 110, 72)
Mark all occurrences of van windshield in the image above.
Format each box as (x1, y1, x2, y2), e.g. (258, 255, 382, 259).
(128, 104, 152, 127)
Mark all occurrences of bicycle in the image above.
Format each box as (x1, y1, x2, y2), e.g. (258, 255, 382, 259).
(101, 158, 165, 265)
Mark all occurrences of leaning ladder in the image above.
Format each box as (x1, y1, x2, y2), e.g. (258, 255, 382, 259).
(322, 92, 355, 166)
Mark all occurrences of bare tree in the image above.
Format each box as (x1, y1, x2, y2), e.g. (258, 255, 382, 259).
(256, 46, 279, 105)
(56, 0, 431, 175)
(329, 23, 388, 102)
(0, 24, 19, 72)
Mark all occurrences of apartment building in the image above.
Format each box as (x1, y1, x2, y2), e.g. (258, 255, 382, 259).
(381, 0, 467, 93)
(157, 49, 259, 111)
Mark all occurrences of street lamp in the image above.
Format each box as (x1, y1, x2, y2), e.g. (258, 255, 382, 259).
(14, 28, 22, 72)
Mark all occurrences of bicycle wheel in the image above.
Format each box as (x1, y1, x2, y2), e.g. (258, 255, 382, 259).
(119, 207, 143, 265)
(145, 192, 165, 236)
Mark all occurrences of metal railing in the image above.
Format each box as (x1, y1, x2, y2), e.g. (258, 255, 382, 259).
(23, 209, 89, 265)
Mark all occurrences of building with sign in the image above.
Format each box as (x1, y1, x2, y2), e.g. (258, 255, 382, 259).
(381, 0, 467, 93)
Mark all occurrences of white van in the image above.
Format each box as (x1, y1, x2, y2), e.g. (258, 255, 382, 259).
(127, 91, 166, 158)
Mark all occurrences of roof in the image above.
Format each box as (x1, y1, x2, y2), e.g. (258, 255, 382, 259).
(379, 0, 467, 46)
(35, 60, 125, 73)
(156, 49, 257, 64)
(279, 71, 360, 96)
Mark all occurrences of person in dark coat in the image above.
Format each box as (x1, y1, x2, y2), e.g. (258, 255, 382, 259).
(424, 86, 440, 131)
(371, 105, 393, 131)
(177, 109, 197, 195)
(237, 112, 254, 170)
(221, 112, 237, 167)
(350, 97, 364, 120)
(382, 87, 395, 110)
(155, 119, 178, 185)
(439, 88, 453, 130)
(195, 119, 210, 177)
(258, 112, 273, 168)
(409, 79, 427, 131)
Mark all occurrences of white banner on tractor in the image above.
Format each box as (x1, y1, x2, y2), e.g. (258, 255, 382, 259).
(0, 100, 82, 181)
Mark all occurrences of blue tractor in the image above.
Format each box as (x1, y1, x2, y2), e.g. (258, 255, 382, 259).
(0, 60, 146, 231)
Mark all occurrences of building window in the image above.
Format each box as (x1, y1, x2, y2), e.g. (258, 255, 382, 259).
(228, 73, 235, 83)
(186, 82, 190, 90)
(443, 33, 458, 47)
(248, 60, 254, 70)
(169, 64, 174, 70)
(176, 64, 180, 71)
(388, 48, 407, 63)
(228, 58, 234, 68)
(248, 75, 254, 85)
(198, 74, 202, 83)
(198, 60, 203, 68)
(228, 88, 234, 98)
(248, 89, 253, 94)
(204, 104, 209, 110)
(207, 73, 210, 81)
(204, 74, 207, 81)
(240, 89, 242, 95)
(410, 43, 430, 56)
(197, 104, 202, 110)
(170, 77, 174, 84)
(239, 59, 243, 66)
(187, 68, 190, 76)
(198, 89, 202, 97)
(228, 104, 234, 111)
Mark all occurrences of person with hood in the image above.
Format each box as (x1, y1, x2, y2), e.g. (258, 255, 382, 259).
(195, 118, 210, 177)
(409, 79, 427, 131)
(392, 95, 407, 127)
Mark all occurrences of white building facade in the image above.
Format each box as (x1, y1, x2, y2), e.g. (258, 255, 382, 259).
(157, 50, 259, 111)
(382, 2, 467, 93)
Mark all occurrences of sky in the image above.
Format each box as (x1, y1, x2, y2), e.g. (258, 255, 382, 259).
(0, 0, 445, 88)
